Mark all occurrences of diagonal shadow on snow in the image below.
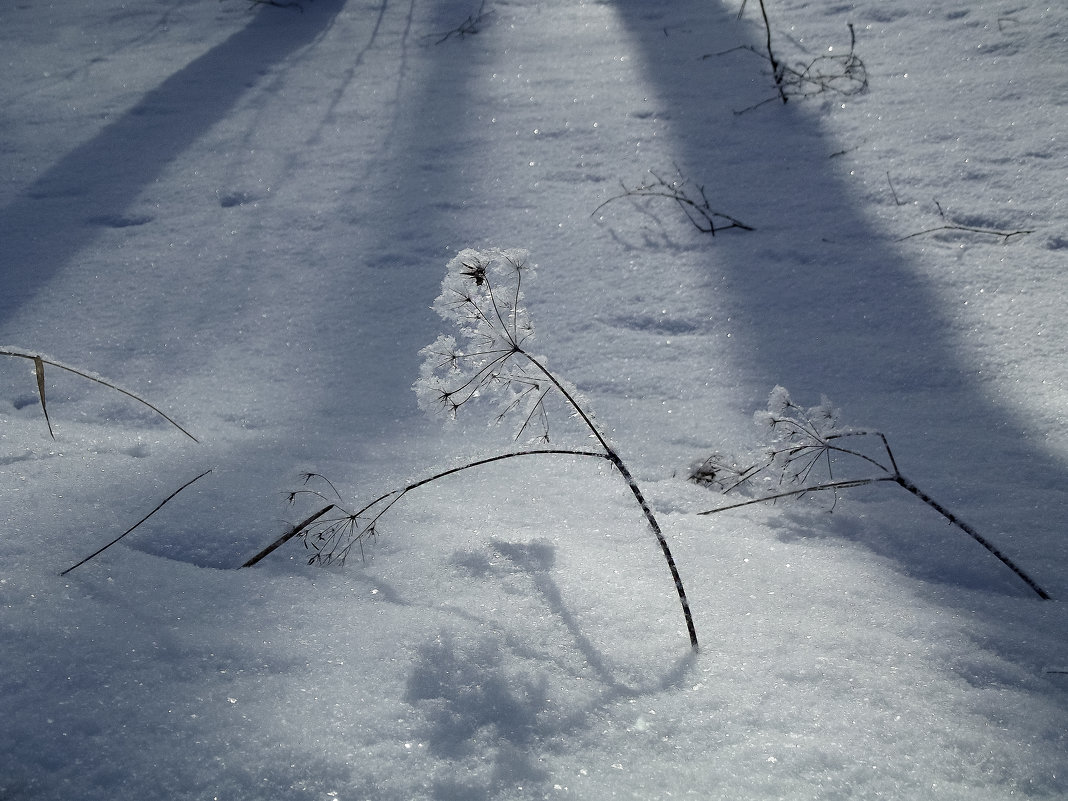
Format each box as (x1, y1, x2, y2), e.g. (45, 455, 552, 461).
(605, 0, 1068, 602)
(603, 0, 1068, 781)
(0, 0, 345, 323)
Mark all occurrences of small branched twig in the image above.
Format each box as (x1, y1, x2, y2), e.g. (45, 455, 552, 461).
(782, 23, 867, 100)
(718, 1, 867, 112)
(693, 387, 1051, 600)
(592, 167, 754, 235)
(244, 249, 699, 650)
(756, 0, 787, 104)
(1, 347, 197, 442)
(897, 201, 1034, 242)
(897, 224, 1034, 243)
(423, 1, 494, 45)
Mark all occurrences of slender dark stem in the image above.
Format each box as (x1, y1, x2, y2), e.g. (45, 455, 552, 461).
(606, 449, 700, 650)
(698, 476, 895, 514)
(242, 449, 611, 568)
(897, 224, 1033, 242)
(519, 348, 699, 650)
(242, 504, 337, 568)
(356, 448, 610, 526)
(62, 469, 213, 575)
(757, 0, 787, 103)
(892, 475, 1051, 600)
(1, 349, 198, 441)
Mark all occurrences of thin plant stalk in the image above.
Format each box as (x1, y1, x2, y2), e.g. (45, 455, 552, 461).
(242, 449, 609, 568)
(1, 347, 197, 441)
(518, 351, 699, 648)
(62, 468, 213, 575)
(696, 391, 1050, 600)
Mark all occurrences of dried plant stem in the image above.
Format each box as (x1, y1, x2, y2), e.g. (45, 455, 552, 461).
(61, 468, 213, 575)
(521, 350, 699, 649)
(424, 0, 493, 44)
(242, 503, 338, 568)
(757, 0, 787, 103)
(897, 224, 1033, 243)
(1, 348, 197, 441)
(698, 475, 897, 513)
(890, 473, 1051, 600)
(698, 428, 1050, 600)
(725, 2, 866, 112)
(242, 449, 610, 569)
(593, 168, 753, 235)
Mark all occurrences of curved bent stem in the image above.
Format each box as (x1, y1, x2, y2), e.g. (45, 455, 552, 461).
(1, 348, 198, 441)
(519, 348, 699, 650)
(242, 449, 610, 569)
(892, 474, 1051, 600)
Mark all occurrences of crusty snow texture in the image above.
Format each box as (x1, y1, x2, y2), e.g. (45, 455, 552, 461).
(1, 1, 1067, 799)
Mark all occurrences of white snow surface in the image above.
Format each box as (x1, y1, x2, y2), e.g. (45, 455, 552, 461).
(2, 0, 1067, 798)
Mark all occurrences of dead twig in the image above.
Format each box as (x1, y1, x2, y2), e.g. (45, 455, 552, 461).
(897, 224, 1034, 243)
(592, 167, 753, 235)
(694, 387, 1051, 600)
(424, 1, 494, 45)
(719, 1, 867, 112)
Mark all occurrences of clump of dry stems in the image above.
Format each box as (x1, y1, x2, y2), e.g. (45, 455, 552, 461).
(593, 167, 753, 236)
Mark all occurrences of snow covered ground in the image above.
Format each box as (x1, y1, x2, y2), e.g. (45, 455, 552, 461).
(2, 0, 1067, 798)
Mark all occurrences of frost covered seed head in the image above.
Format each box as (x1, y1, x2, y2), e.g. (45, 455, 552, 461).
(415, 249, 558, 441)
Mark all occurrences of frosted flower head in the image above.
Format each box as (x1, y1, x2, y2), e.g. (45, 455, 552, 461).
(415, 249, 556, 442)
(432, 248, 533, 338)
(760, 387, 840, 440)
(756, 387, 843, 485)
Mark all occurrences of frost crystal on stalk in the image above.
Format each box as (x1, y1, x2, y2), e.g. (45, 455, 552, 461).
(415, 248, 556, 442)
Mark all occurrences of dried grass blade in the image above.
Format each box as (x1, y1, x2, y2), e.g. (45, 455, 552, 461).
(40, 357, 199, 442)
(1, 348, 198, 442)
(32, 356, 55, 439)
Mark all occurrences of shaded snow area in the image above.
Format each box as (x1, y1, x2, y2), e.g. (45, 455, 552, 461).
(2, 0, 1067, 798)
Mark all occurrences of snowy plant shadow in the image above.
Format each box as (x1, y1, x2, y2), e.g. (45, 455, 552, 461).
(403, 625, 692, 801)
(453, 538, 694, 693)
(401, 537, 696, 799)
(404, 632, 552, 799)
